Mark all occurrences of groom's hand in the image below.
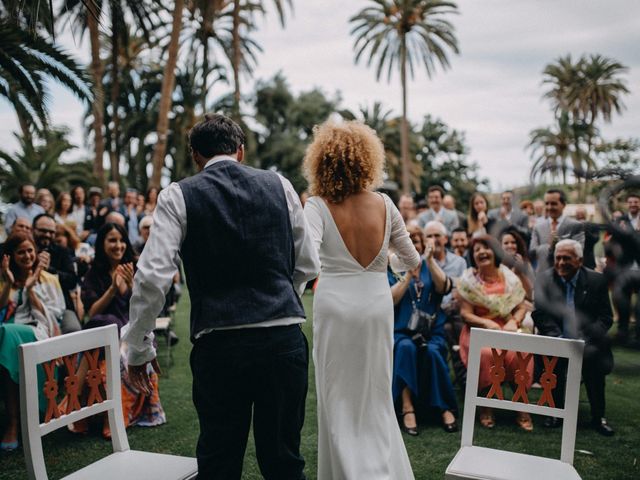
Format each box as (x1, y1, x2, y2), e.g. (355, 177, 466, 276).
(128, 358, 162, 396)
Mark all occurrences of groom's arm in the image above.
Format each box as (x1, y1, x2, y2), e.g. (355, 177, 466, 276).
(278, 176, 320, 296)
(124, 183, 186, 366)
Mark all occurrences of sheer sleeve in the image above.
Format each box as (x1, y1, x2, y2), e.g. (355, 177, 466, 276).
(303, 197, 325, 259)
(302, 197, 325, 290)
(387, 196, 420, 272)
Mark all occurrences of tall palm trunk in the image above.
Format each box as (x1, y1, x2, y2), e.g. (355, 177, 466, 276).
(88, 10, 105, 186)
(231, 0, 242, 120)
(109, 6, 121, 182)
(150, 0, 184, 188)
(400, 34, 410, 194)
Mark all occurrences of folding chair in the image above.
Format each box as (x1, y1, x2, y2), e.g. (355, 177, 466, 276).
(445, 328, 584, 480)
(19, 324, 197, 480)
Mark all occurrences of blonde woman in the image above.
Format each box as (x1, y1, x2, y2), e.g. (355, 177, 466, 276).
(304, 121, 420, 479)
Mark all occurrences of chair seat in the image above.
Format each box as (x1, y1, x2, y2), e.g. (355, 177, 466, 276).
(445, 446, 581, 480)
(155, 317, 172, 330)
(62, 450, 197, 480)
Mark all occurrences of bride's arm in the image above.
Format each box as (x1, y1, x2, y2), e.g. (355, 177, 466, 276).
(388, 200, 420, 272)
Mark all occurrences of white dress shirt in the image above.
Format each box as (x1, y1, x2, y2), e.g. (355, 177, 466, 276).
(123, 155, 320, 366)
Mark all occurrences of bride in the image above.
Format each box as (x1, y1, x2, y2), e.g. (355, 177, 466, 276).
(303, 121, 420, 479)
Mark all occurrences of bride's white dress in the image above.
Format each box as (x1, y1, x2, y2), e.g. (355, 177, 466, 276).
(304, 194, 420, 480)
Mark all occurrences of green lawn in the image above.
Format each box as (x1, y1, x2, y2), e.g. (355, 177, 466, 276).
(1, 292, 639, 479)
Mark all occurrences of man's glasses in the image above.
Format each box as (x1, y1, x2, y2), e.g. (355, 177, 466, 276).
(35, 228, 56, 235)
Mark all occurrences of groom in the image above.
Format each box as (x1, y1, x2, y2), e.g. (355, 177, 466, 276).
(123, 114, 320, 479)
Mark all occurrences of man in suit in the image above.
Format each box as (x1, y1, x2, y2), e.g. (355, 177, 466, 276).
(488, 190, 530, 242)
(124, 114, 320, 479)
(532, 239, 614, 436)
(529, 189, 584, 271)
(417, 185, 459, 233)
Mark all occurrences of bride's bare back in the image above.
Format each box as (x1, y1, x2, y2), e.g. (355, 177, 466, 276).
(324, 191, 386, 269)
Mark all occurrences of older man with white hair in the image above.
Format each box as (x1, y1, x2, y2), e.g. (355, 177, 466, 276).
(424, 220, 467, 383)
(532, 239, 615, 436)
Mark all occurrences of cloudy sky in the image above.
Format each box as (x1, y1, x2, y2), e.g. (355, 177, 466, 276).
(1, 0, 638, 190)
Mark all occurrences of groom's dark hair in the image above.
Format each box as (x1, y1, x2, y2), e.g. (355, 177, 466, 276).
(189, 113, 246, 159)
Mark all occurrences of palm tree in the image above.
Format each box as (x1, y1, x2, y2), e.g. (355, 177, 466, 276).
(150, 0, 185, 189)
(58, 0, 158, 185)
(229, 0, 291, 117)
(528, 113, 584, 184)
(0, 20, 92, 137)
(350, 0, 459, 194)
(0, 129, 94, 201)
(542, 54, 629, 182)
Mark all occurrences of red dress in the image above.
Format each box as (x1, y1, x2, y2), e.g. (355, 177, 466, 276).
(459, 278, 533, 391)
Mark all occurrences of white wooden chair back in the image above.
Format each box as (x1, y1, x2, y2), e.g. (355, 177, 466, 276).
(461, 328, 584, 463)
(19, 325, 127, 479)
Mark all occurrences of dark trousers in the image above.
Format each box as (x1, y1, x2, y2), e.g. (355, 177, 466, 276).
(191, 324, 308, 480)
(612, 269, 640, 338)
(555, 353, 608, 421)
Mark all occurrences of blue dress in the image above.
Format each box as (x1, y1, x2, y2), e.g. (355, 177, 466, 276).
(388, 261, 458, 414)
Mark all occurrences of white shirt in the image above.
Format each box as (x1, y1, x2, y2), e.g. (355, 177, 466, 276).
(123, 155, 320, 366)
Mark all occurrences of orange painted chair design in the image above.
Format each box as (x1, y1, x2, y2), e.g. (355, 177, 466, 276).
(445, 328, 585, 480)
(19, 324, 197, 480)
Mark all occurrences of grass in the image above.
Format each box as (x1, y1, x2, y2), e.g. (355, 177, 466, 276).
(1, 291, 639, 479)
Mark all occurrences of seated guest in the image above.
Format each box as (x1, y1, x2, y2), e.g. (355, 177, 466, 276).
(443, 194, 466, 230)
(532, 239, 615, 436)
(54, 192, 73, 225)
(464, 192, 497, 238)
(388, 225, 457, 436)
(457, 235, 533, 431)
(81, 223, 135, 332)
(3, 184, 44, 235)
(133, 215, 154, 255)
(397, 194, 417, 225)
(417, 185, 459, 233)
(69, 186, 90, 240)
(425, 221, 468, 385)
(104, 211, 126, 228)
(85, 187, 108, 245)
(78, 223, 165, 432)
(530, 189, 584, 272)
(0, 233, 64, 450)
(450, 227, 471, 266)
(143, 187, 159, 216)
(35, 189, 55, 216)
(54, 223, 92, 315)
(0, 218, 31, 257)
(33, 214, 81, 334)
(500, 227, 535, 302)
(488, 190, 531, 244)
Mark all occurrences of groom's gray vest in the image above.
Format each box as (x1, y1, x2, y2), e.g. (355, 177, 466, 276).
(178, 160, 305, 340)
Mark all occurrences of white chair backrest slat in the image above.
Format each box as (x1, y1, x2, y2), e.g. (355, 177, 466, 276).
(19, 324, 130, 480)
(461, 328, 584, 465)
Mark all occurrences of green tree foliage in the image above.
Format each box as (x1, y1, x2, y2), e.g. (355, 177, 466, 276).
(0, 19, 92, 135)
(533, 53, 631, 185)
(0, 128, 93, 202)
(252, 74, 338, 191)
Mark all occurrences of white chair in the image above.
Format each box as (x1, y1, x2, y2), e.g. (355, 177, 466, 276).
(445, 328, 584, 480)
(19, 324, 197, 480)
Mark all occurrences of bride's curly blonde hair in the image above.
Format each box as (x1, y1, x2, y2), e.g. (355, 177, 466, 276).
(303, 120, 385, 203)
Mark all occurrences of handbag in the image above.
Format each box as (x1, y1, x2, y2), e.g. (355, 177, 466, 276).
(407, 277, 436, 346)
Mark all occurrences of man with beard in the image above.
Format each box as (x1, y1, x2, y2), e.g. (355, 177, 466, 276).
(4, 184, 45, 234)
(32, 213, 81, 333)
